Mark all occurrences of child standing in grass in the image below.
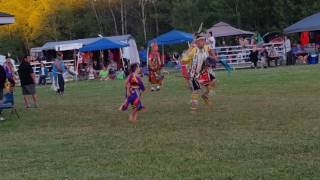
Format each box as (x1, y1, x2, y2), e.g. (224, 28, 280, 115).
(119, 63, 145, 124)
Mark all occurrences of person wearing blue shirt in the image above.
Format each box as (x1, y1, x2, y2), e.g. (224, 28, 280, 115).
(138, 46, 147, 67)
(292, 44, 308, 64)
(52, 56, 66, 95)
(38, 63, 49, 85)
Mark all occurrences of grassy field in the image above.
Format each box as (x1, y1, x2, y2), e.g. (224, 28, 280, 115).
(1, 65, 320, 179)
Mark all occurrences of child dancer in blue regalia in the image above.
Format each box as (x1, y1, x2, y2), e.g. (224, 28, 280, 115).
(119, 63, 145, 123)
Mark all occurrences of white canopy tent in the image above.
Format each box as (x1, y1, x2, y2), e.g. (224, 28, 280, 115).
(39, 35, 140, 64)
(0, 12, 15, 25)
(55, 43, 83, 51)
(207, 22, 254, 37)
(0, 54, 5, 65)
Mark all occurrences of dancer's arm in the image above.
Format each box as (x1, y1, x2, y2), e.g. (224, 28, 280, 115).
(125, 76, 131, 97)
(181, 47, 196, 65)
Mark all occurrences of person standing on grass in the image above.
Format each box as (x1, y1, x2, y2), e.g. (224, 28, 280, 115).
(284, 36, 293, 65)
(0, 64, 7, 121)
(260, 47, 268, 68)
(208, 31, 216, 50)
(181, 31, 217, 110)
(3, 56, 16, 88)
(148, 42, 164, 91)
(119, 63, 145, 124)
(52, 55, 66, 95)
(38, 63, 48, 85)
(18, 56, 38, 108)
(249, 46, 259, 69)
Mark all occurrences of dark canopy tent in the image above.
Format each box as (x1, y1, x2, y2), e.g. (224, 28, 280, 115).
(207, 22, 254, 37)
(147, 30, 193, 47)
(79, 38, 128, 52)
(284, 12, 320, 34)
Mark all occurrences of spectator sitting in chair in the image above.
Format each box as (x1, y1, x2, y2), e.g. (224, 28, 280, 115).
(99, 66, 109, 81)
(116, 68, 125, 80)
(292, 44, 308, 64)
(92, 60, 100, 78)
(107, 59, 117, 80)
(38, 63, 49, 85)
(260, 47, 268, 68)
(172, 52, 181, 67)
(267, 45, 279, 67)
(249, 46, 259, 69)
(239, 37, 245, 47)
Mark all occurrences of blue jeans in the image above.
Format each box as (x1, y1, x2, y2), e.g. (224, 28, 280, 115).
(38, 75, 47, 85)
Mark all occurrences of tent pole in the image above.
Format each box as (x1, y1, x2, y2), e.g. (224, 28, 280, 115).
(76, 51, 80, 79)
(162, 45, 164, 65)
(120, 48, 125, 69)
(73, 49, 76, 71)
(146, 47, 149, 68)
(100, 50, 103, 62)
(73, 49, 77, 81)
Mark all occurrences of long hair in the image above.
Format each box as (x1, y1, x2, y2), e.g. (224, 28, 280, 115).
(130, 63, 139, 74)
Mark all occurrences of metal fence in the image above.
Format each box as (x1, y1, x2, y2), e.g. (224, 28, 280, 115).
(215, 42, 284, 69)
(14, 60, 76, 85)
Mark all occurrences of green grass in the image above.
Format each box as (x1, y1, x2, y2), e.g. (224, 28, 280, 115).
(1, 65, 320, 179)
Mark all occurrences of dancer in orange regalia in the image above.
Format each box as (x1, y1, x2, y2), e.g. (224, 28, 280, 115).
(148, 42, 164, 91)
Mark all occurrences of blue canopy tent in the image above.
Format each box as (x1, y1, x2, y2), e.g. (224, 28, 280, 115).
(147, 30, 194, 67)
(79, 38, 129, 72)
(79, 38, 128, 52)
(148, 30, 193, 46)
(284, 12, 320, 34)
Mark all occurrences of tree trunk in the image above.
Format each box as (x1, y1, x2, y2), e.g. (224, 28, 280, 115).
(151, 0, 159, 35)
(234, 0, 241, 28)
(25, 38, 30, 55)
(121, 0, 125, 35)
(108, 0, 118, 35)
(124, 1, 128, 34)
(140, 0, 147, 43)
(90, 0, 103, 34)
(51, 16, 59, 41)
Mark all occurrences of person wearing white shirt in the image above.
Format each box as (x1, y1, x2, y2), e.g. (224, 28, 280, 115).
(284, 36, 293, 65)
(208, 32, 216, 50)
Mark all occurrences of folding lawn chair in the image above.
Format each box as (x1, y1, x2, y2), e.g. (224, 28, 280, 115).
(0, 92, 20, 119)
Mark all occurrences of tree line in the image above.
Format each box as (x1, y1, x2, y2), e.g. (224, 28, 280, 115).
(0, 0, 319, 59)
